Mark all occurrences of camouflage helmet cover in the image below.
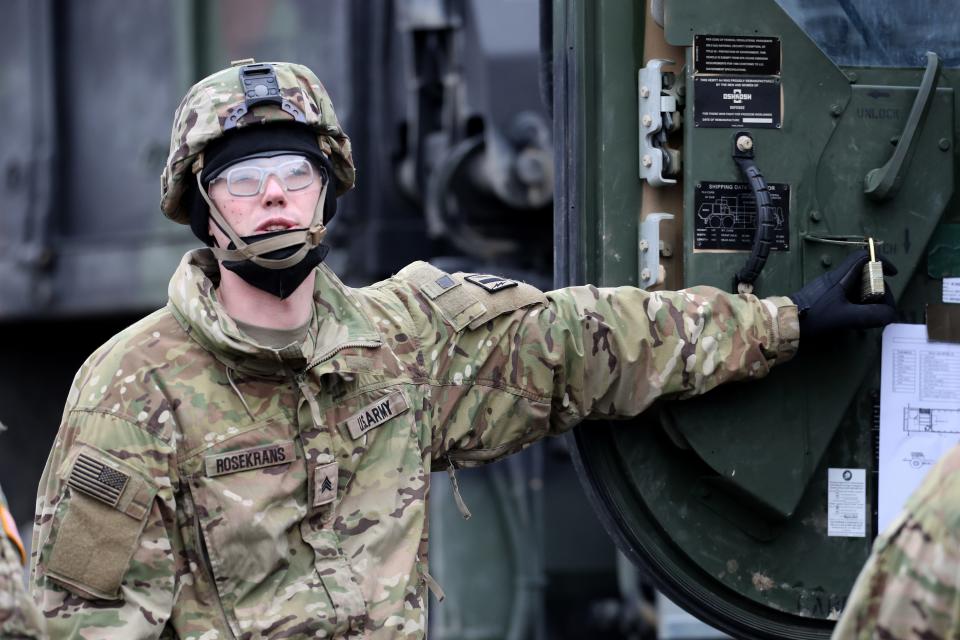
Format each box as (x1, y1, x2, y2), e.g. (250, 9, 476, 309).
(161, 61, 355, 224)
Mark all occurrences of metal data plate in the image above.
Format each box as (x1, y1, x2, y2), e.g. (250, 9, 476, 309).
(694, 34, 781, 75)
(694, 182, 790, 251)
(693, 76, 782, 129)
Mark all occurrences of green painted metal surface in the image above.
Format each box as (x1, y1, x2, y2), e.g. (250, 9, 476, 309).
(563, 0, 958, 637)
(554, 0, 647, 289)
(928, 224, 960, 277)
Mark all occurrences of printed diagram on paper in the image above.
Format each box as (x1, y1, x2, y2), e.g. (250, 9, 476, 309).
(903, 406, 960, 435)
(879, 324, 960, 532)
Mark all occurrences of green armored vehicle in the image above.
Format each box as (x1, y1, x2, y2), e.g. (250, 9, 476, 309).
(558, 0, 959, 637)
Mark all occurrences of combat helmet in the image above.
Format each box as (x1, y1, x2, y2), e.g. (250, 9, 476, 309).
(159, 61, 355, 282)
(161, 59, 355, 225)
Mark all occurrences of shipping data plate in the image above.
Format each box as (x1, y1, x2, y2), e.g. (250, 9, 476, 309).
(694, 181, 790, 251)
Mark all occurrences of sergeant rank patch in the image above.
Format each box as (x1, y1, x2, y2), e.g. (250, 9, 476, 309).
(464, 273, 519, 293)
(314, 462, 338, 507)
(341, 390, 409, 440)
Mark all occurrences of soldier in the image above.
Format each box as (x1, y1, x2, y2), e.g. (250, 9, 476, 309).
(832, 445, 960, 639)
(1, 480, 46, 638)
(30, 60, 896, 639)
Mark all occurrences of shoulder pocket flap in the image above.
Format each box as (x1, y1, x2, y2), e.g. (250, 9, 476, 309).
(457, 276, 547, 330)
(396, 261, 486, 331)
(48, 445, 159, 600)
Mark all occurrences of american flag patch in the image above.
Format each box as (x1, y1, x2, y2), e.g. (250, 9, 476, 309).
(67, 453, 129, 507)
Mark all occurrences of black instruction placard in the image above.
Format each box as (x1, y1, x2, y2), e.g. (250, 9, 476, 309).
(694, 76, 781, 129)
(695, 35, 781, 75)
(694, 182, 790, 251)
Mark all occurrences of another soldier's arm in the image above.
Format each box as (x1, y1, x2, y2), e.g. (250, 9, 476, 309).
(832, 450, 960, 640)
(32, 409, 176, 639)
(0, 487, 46, 638)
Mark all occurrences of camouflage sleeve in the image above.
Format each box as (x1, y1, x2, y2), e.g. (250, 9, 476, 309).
(832, 447, 960, 640)
(534, 284, 797, 423)
(0, 486, 46, 638)
(31, 408, 177, 638)
(390, 263, 798, 466)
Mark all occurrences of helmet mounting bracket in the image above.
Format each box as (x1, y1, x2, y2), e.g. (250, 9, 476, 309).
(224, 63, 306, 130)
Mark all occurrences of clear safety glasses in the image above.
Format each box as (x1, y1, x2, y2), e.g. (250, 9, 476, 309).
(211, 155, 319, 197)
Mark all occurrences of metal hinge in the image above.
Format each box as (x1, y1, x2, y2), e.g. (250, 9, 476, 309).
(638, 59, 683, 187)
(639, 212, 674, 289)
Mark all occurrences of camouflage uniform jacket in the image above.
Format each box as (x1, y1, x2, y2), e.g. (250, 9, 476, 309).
(1, 484, 46, 638)
(832, 444, 960, 639)
(31, 249, 798, 639)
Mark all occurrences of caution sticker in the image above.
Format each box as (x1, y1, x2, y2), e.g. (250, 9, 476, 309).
(828, 468, 866, 537)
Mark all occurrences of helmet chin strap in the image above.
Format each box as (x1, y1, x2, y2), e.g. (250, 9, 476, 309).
(195, 171, 328, 270)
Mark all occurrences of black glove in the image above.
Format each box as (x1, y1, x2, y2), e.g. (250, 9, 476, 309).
(788, 250, 898, 339)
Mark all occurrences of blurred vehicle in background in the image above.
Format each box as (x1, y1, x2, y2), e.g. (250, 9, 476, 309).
(0, 1, 634, 638)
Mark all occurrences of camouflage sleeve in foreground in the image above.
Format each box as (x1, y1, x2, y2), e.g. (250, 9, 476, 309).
(832, 445, 960, 640)
(0, 485, 46, 639)
(30, 386, 177, 639)
(390, 263, 798, 466)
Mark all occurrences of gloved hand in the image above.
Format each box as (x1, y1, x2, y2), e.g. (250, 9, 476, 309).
(788, 250, 898, 339)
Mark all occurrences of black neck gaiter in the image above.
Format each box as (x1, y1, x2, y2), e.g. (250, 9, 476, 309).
(221, 228, 330, 299)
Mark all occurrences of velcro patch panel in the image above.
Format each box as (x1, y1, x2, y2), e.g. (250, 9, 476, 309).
(397, 261, 486, 330)
(63, 447, 157, 520)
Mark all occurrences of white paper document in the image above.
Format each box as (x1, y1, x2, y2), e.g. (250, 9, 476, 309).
(879, 323, 960, 533)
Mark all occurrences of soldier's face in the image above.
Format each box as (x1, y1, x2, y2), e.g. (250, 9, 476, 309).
(207, 155, 323, 244)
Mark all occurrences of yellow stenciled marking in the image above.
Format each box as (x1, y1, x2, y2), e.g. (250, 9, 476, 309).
(0, 504, 26, 565)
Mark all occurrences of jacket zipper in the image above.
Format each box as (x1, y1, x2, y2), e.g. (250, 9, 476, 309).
(310, 339, 382, 369)
(184, 482, 237, 639)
